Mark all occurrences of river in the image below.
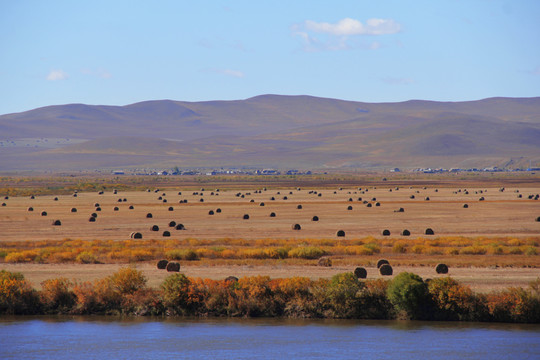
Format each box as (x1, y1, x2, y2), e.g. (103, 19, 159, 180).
(1, 317, 539, 359)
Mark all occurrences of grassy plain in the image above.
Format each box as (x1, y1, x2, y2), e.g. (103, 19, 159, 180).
(1, 173, 539, 293)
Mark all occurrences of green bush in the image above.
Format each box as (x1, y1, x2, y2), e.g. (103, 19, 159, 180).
(387, 272, 430, 319)
(161, 273, 192, 314)
(166, 249, 199, 261)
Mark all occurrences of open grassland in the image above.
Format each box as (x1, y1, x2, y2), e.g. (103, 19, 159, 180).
(1, 174, 539, 293)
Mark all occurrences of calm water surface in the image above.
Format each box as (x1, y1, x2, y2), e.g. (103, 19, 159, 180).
(1, 317, 539, 359)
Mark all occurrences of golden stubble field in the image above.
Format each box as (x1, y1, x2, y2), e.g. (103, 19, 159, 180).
(1, 179, 540, 292)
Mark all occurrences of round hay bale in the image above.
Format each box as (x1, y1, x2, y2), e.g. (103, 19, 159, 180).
(162, 199, 168, 203)
(297, 204, 303, 209)
(318, 193, 322, 197)
(347, 205, 353, 210)
(354, 267, 367, 279)
(133, 232, 142, 239)
(91, 212, 97, 218)
(382, 229, 391, 236)
(146, 213, 153, 218)
(397, 207, 405, 212)
(199, 199, 204, 203)
(250, 199, 254, 203)
(175, 224, 185, 230)
(366, 203, 372, 208)
(425, 197, 430, 201)
(292, 223, 301, 230)
(151, 225, 159, 231)
(379, 264, 393, 276)
(89, 217, 96, 222)
(113, 190, 118, 194)
(376, 259, 389, 269)
(375, 202, 381, 207)
(70, 208, 77, 213)
(348, 198, 353, 202)
(73, 193, 77, 197)
(479, 197, 485, 201)
(168, 207, 174, 211)
(536, 216, 540, 222)
(3, 196, 8, 200)
(96, 207, 101, 211)
(270, 197, 275, 201)
(54, 197, 58, 201)
(463, 204, 469, 208)
(312, 215, 319, 221)
(425, 228, 435, 235)
(318, 257, 332, 267)
(178, 191, 182, 195)
(435, 263, 449, 274)
(401, 229, 411, 236)
(283, 196, 288, 200)
(162, 230, 171, 237)
(41, 211, 47, 216)
(52, 219, 62, 226)
(129, 205, 134, 209)
(98, 191, 104, 195)
(243, 214, 250, 220)
(269, 212, 276, 217)
(216, 208, 222, 213)
(409, 195, 415, 199)
(166, 262, 180, 272)
(169, 221, 176, 227)
(27, 207, 34, 211)
(225, 276, 239, 283)
(208, 210, 215, 215)
(113, 207, 119, 211)
(336, 230, 345, 237)
(1, 203, 5, 207)
(157, 259, 168, 269)
(94, 203, 100, 207)
(259, 202, 265, 207)
(118, 198, 123, 202)
(30, 195, 35, 199)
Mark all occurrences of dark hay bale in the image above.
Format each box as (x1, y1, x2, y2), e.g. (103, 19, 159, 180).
(318, 257, 332, 267)
(41, 211, 47, 216)
(216, 208, 222, 213)
(292, 223, 301, 230)
(347, 205, 353, 210)
(94, 203, 100, 207)
(259, 202, 265, 207)
(118, 198, 123, 202)
(169, 221, 176, 227)
(401, 229, 411, 236)
(297, 204, 303, 209)
(30, 195, 35, 199)
(113, 207, 119, 211)
(3, 196, 8, 199)
(312, 216, 319, 221)
(70, 208, 77, 213)
(163, 199, 168, 203)
(283, 196, 288, 200)
(113, 190, 118, 194)
(270, 197, 275, 201)
(129, 205, 134, 209)
(435, 263, 449, 274)
(131, 231, 142, 239)
(377, 259, 389, 269)
(348, 198, 353, 202)
(199, 199, 204, 203)
(354, 267, 367, 279)
(366, 203, 372, 208)
(52, 219, 62, 226)
(54, 197, 58, 201)
(536, 216, 540, 222)
(73, 194, 77, 197)
(224, 276, 239, 283)
(146, 213, 153, 218)
(425, 228, 435, 235)
(96, 207, 101, 211)
(382, 229, 391, 236)
(336, 230, 345, 237)
(375, 202, 381, 207)
(270, 212, 276, 217)
(157, 259, 168, 269)
(162, 230, 171, 237)
(410, 195, 415, 199)
(243, 214, 250, 220)
(178, 191, 182, 195)
(98, 191, 104, 195)
(175, 224, 185, 230)
(479, 197, 485, 201)
(463, 204, 469, 208)
(91, 213, 97, 218)
(318, 193, 322, 197)
(27, 207, 34, 211)
(425, 197, 430, 201)
(379, 264, 393, 276)
(208, 210, 215, 215)
(1, 203, 6, 206)
(151, 225, 159, 231)
(166, 262, 180, 272)
(250, 199, 254, 203)
(89, 217, 96, 222)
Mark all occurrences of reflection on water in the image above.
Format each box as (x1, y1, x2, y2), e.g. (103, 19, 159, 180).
(1, 317, 539, 360)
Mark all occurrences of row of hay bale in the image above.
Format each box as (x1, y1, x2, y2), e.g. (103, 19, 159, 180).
(381, 228, 434, 236)
(156, 259, 180, 272)
(349, 260, 448, 278)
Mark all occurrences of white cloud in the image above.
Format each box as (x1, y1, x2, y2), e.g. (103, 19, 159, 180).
(305, 17, 401, 36)
(46, 69, 68, 81)
(293, 17, 401, 52)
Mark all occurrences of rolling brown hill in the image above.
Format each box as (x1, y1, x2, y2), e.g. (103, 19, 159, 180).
(1, 95, 539, 171)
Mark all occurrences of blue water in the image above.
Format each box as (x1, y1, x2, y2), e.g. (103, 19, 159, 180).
(1, 317, 539, 359)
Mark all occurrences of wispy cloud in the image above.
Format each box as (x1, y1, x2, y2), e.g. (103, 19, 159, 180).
(293, 17, 401, 52)
(203, 68, 245, 78)
(381, 77, 414, 85)
(46, 69, 68, 81)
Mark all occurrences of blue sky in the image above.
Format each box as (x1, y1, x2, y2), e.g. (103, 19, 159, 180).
(0, 0, 539, 115)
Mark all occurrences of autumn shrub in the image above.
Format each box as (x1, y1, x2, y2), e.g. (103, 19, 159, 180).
(392, 241, 407, 254)
(76, 251, 99, 264)
(387, 272, 431, 320)
(288, 246, 326, 259)
(166, 249, 199, 261)
(363, 242, 381, 254)
(109, 267, 147, 295)
(428, 277, 486, 321)
(40, 278, 76, 313)
(231, 276, 278, 317)
(524, 246, 538, 256)
(322, 272, 365, 318)
(161, 273, 192, 315)
(5, 250, 39, 263)
(460, 246, 487, 255)
(356, 279, 393, 319)
(487, 285, 540, 323)
(0, 270, 41, 314)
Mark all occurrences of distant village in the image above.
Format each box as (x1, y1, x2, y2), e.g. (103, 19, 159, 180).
(110, 166, 539, 176)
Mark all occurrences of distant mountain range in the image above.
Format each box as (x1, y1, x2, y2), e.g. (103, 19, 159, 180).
(1, 95, 539, 171)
